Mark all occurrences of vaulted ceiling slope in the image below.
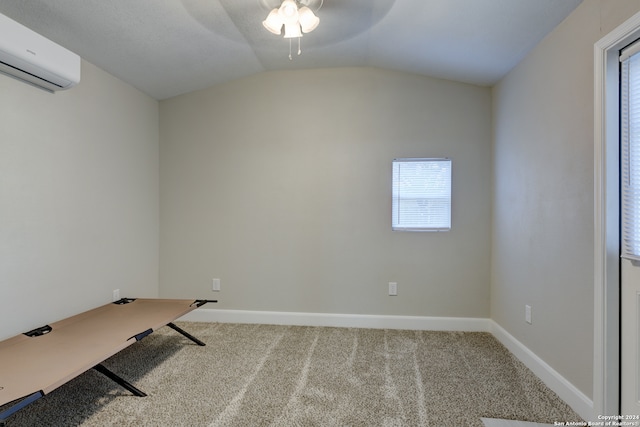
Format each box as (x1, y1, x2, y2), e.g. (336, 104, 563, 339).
(0, 0, 582, 100)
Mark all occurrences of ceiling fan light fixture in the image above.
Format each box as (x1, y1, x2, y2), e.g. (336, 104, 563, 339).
(298, 7, 319, 33)
(283, 22, 303, 39)
(262, 0, 322, 59)
(263, 8, 283, 34)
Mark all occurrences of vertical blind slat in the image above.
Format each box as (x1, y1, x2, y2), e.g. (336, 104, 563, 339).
(621, 49, 640, 260)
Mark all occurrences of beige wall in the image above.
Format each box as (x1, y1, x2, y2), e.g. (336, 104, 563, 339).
(491, 0, 640, 400)
(0, 61, 159, 341)
(4, 0, 623, 408)
(160, 67, 492, 318)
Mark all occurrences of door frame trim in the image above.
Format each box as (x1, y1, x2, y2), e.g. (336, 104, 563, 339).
(594, 10, 640, 417)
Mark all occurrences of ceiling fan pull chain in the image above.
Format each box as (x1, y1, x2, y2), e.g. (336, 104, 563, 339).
(289, 38, 293, 60)
(298, 37, 302, 56)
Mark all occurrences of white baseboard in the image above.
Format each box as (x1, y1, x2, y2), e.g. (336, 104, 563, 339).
(489, 321, 593, 421)
(180, 308, 491, 332)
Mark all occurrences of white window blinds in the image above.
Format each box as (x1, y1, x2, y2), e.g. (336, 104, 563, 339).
(621, 42, 640, 260)
(392, 158, 451, 231)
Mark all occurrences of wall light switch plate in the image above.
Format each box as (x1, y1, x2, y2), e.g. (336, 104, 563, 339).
(212, 278, 221, 292)
(388, 282, 398, 296)
(525, 304, 532, 324)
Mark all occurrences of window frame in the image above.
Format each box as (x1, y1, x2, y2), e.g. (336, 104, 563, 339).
(391, 157, 452, 232)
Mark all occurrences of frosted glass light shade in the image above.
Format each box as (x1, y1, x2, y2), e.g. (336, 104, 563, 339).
(298, 7, 319, 33)
(283, 23, 302, 38)
(263, 9, 283, 34)
(278, 0, 299, 23)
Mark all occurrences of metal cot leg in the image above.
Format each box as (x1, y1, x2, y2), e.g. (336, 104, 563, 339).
(93, 364, 147, 397)
(166, 322, 206, 346)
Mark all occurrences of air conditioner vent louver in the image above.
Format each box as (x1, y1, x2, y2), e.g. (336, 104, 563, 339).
(0, 59, 65, 89)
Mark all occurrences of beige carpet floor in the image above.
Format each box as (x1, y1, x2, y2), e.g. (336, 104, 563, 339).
(1, 322, 583, 426)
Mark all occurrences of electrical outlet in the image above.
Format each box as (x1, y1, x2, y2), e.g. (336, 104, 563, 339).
(525, 304, 532, 324)
(113, 289, 120, 302)
(212, 278, 221, 292)
(388, 282, 397, 296)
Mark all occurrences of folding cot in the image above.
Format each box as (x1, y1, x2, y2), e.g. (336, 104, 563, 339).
(0, 298, 215, 425)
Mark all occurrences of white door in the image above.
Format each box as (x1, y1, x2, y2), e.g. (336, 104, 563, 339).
(620, 43, 640, 418)
(621, 261, 640, 417)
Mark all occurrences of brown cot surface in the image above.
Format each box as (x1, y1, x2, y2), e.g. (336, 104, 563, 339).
(0, 298, 199, 407)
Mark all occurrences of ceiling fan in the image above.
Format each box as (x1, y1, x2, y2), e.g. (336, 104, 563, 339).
(180, 0, 395, 56)
(259, 0, 323, 58)
(260, 0, 323, 38)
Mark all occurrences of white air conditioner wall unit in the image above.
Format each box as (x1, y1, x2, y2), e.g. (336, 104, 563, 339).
(0, 12, 80, 92)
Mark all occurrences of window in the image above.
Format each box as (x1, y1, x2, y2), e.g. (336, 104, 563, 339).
(621, 41, 640, 260)
(392, 158, 451, 231)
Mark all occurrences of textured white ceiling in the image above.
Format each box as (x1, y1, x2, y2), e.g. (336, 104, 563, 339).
(0, 0, 582, 100)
